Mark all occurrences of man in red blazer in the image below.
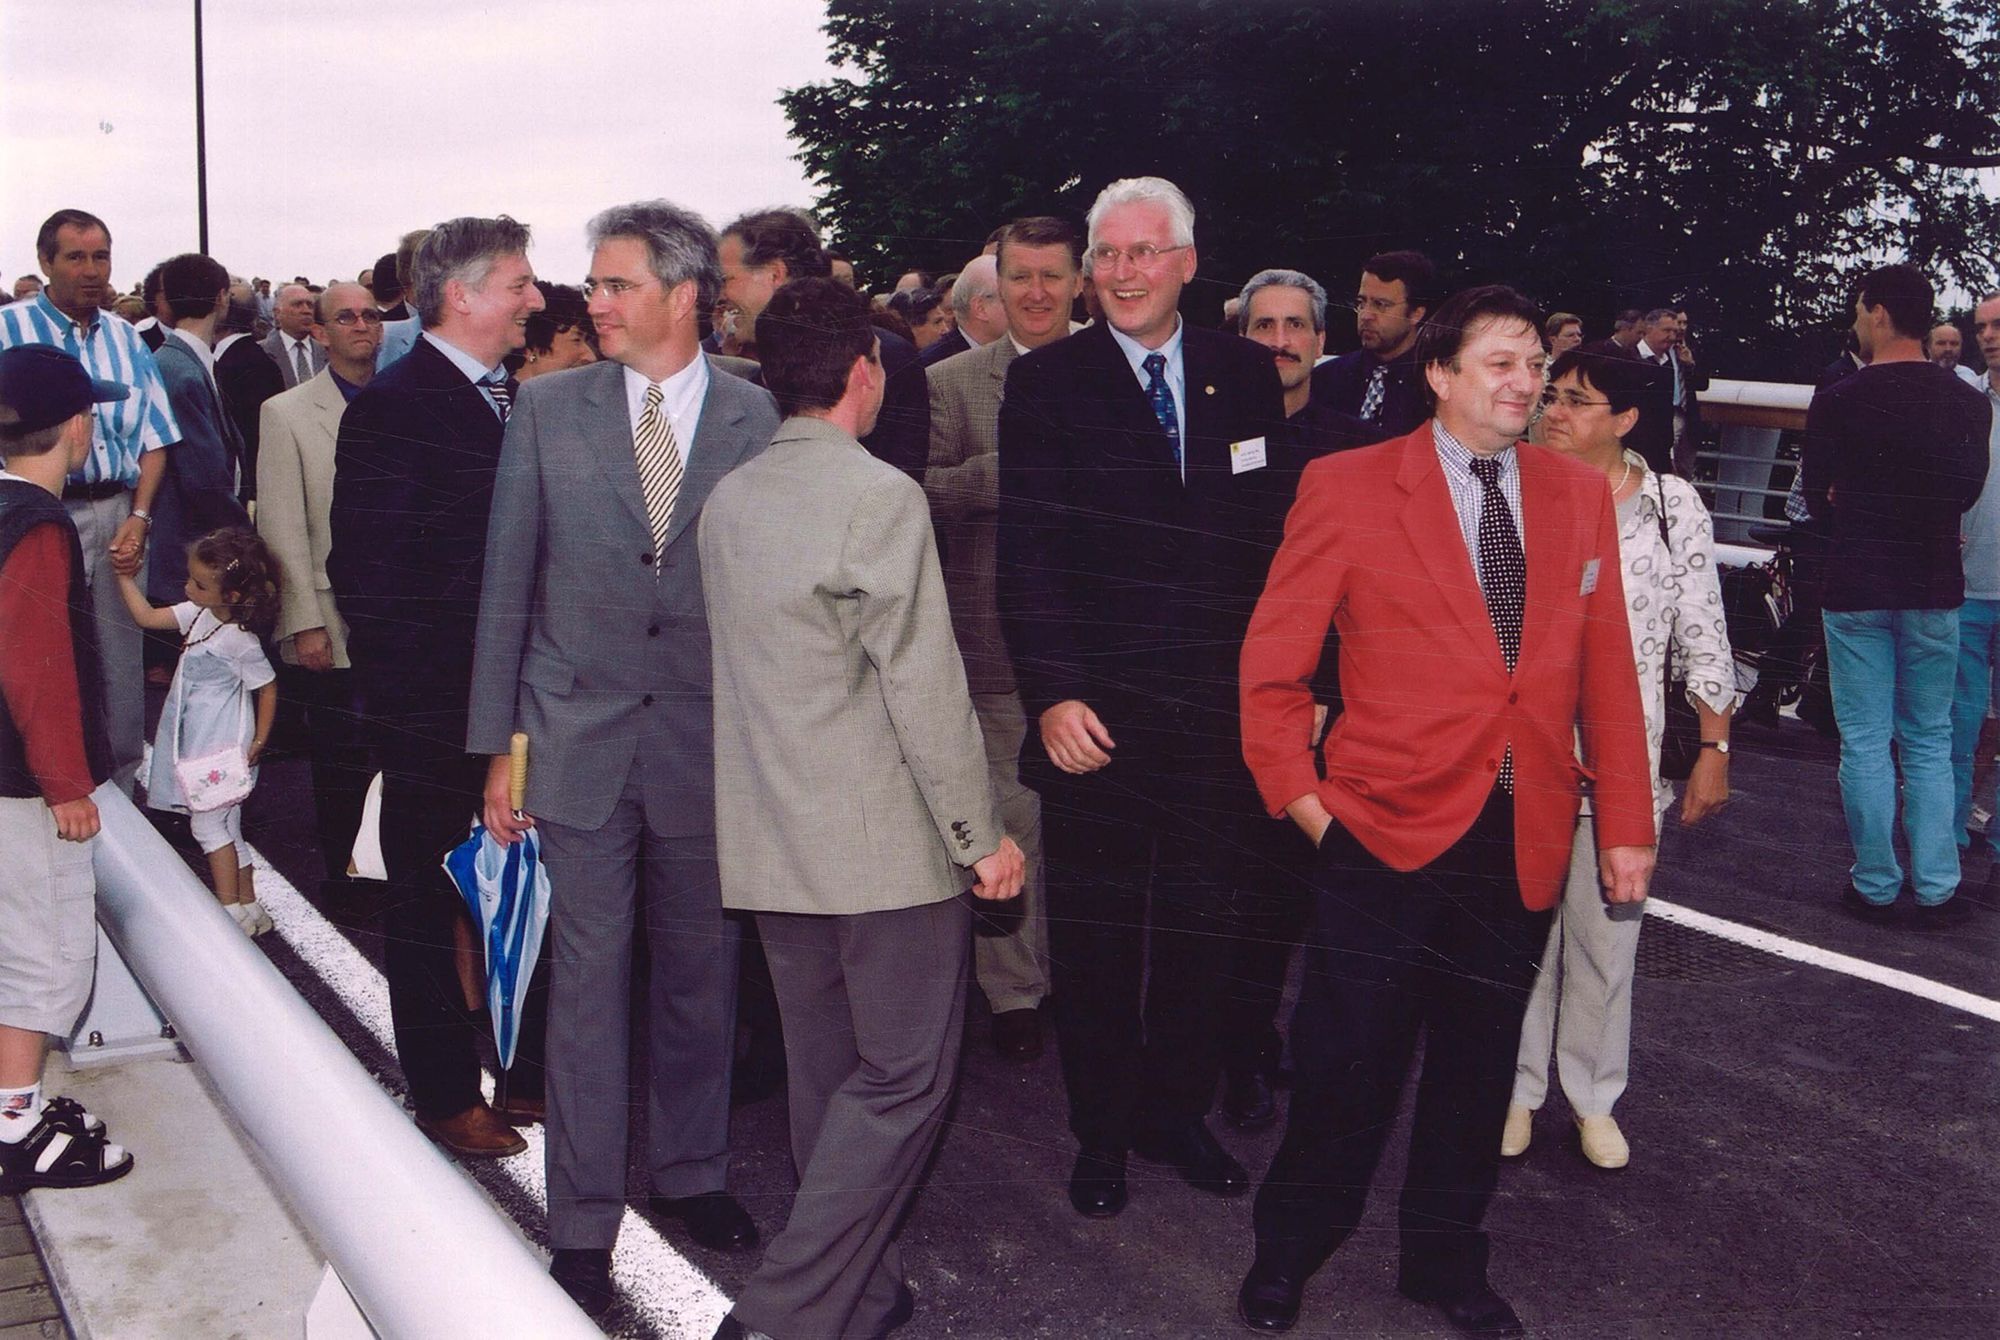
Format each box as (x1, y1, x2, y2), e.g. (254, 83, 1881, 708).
(1235, 286, 1656, 1338)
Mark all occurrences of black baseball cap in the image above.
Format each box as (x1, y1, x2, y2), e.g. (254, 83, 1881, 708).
(0, 344, 130, 437)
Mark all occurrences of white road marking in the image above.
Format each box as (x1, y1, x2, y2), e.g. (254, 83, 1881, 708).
(245, 843, 732, 1338)
(1647, 897, 2000, 1023)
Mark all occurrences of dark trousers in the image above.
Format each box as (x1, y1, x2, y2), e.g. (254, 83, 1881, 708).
(279, 663, 374, 881)
(1253, 791, 1551, 1297)
(377, 733, 485, 1121)
(1042, 773, 1276, 1151)
(734, 896, 970, 1340)
(1218, 828, 1316, 1075)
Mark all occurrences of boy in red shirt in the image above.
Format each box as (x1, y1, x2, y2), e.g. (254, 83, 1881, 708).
(0, 344, 135, 1191)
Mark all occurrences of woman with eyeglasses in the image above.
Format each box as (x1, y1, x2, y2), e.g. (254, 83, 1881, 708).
(1503, 348, 1736, 1171)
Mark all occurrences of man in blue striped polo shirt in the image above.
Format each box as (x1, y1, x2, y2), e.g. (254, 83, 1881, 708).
(0, 209, 181, 778)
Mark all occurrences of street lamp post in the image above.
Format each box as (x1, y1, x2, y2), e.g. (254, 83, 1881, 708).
(194, 0, 209, 253)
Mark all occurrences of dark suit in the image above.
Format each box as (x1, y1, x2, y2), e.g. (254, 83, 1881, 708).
(328, 334, 509, 1121)
(262, 329, 327, 390)
(864, 327, 930, 481)
(148, 334, 249, 603)
(997, 320, 1291, 1152)
(1309, 347, 1426, 438)
(917, 326, 971, 368)
(215, 333, 285, 503)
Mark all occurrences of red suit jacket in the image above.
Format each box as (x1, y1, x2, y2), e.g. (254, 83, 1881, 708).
(1239, 422, 1655, 910)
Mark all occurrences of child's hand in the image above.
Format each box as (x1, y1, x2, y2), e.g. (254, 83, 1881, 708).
(247, 739, 266, 766)
(50, 797, 101, 842)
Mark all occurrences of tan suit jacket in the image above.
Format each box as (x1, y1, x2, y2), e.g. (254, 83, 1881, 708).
(701, 415, 999, 915)
(255, 368, 351, 666)
(923, 337, 1017, 694)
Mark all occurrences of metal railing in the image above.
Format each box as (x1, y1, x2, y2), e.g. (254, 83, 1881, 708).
(88, 787, 600, 1340)
(1691, 378, 1813, 544)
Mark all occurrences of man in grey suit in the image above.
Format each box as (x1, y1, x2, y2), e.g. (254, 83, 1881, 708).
(260, 283, 325, 389)
(467, 200, 778, 1317)
(704, 275, 1024, 1340)
(922, 215, 1084, 1062)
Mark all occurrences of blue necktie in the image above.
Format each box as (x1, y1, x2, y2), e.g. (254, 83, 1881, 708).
(1143, 352, 1181, 469)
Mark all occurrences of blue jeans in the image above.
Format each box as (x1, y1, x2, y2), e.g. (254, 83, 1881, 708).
(1951, 598, 2000, 856)
(1822, 608, 1962, 905)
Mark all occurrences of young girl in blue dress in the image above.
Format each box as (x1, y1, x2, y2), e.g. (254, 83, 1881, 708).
(118, 528, 280, 935)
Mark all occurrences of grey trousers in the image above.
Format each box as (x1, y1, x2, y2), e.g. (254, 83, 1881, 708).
(67, 492, 143, 778)
(539, 772, 739, 1248)
(732, 895, 971, 1340)
(970, 691, 1048, 1013)
(1512, 813, 1649, 1118)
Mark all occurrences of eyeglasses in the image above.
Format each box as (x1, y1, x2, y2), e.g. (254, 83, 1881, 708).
(581, 277, 659, 300)
(1086, 242, 1189, 270)
(327, 309, 384, 327)
(1540, 388, 1612, 410)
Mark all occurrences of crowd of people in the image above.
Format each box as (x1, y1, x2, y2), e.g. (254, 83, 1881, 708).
(0, 178, 1994, 1340)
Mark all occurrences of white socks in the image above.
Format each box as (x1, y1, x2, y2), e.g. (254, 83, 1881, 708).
(0, 1082, 43, 1144)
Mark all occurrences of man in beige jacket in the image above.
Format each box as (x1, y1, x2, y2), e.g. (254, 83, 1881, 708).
(703, 276, 1023, 1340)
(254, 280, 378, 894)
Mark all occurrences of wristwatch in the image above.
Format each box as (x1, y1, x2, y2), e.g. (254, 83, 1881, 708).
(1700, 739, 1730, 755)
(130, 508, 153, 527)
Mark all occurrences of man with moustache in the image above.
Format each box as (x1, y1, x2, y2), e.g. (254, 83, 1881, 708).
(1928, 321, 1984, 389)
(329, 216, 544, 1162)
(923, 215, 1084, 1062)
(256, 281, 382, 897)
(0, 209, 180, 781)
(1236, 285, 1655, 1336)
(997, 177, 1290, 1219)
(1238, 268, 1378, 458)
(468, 200, 778, 1316)
(1309, 249, 1437, 438)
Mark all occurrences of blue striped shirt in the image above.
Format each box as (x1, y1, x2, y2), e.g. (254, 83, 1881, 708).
(0, 293, 180, 487)
(1433, 421, 1522, 600)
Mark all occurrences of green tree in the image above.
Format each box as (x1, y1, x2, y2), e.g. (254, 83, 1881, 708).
(783, 0, 1999, 378)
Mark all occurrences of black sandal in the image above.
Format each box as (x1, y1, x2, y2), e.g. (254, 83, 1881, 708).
(39, 1095, 106, 1136)
(0, 1111, 133, 1193)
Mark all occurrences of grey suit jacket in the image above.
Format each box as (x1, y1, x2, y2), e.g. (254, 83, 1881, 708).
(924, 337, 1018, 695)
(255, 368, 352, 666)
(466, 356, 781, 833)
(701, 415, 999, 915)
(261, 329, 326, 390)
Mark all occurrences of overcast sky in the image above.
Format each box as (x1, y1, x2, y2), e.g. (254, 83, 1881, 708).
(0, 0, 840, 291)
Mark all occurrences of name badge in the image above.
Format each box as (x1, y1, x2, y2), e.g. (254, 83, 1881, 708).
(1580, 558, 1601, 596)
(1230, 436, 1268, 474)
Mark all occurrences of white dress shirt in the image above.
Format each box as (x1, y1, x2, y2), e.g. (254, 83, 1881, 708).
(1106, 315, 1187, 478)
(621, 354, 710, 470)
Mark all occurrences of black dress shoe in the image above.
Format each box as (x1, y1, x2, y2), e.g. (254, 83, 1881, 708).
(1067, 1148, 1128, 1217)
(1840, 885, 1901, 926)
(550, 1247, 616, 1318)
(990, 1007, 1044, 1062)
(1237, 1242, 1329, 1332)
(650, 1191, 759, 1252)
(1132, 1119, 1249, 1196)
(1398, 1280, 1525, 1337)
(1222, 1065, 1277, 1128)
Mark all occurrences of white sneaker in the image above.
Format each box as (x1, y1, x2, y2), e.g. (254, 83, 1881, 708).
(1499, 1104, 1533, 1158)
(1576, 1114, 1630, 1169)
(239, 901, 275, 937)
(223, 902, 255, 934)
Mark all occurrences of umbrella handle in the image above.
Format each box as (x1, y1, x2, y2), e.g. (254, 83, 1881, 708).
(509, 732, 529, 815)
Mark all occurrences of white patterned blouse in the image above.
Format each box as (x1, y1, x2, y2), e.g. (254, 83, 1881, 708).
(1605, 449, 1738, 818)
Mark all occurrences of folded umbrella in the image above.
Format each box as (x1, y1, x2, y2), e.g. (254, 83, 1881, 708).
(440, 733, 548, 1071)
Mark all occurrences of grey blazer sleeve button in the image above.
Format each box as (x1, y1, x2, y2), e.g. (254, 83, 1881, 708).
(642, 694, 655, 706)
(640, 552, 654, 565)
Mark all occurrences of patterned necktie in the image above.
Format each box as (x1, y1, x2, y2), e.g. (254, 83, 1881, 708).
(292, 341, 311, 385)
(485, 374, 514, 423)
(1142, 352, 1181, 470)
(633, 383, 683, 558)
(1470, 455, 1526, 791)
(1359, 364, 1388, 422)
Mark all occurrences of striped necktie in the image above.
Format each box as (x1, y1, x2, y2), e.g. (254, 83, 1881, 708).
(484, 374, 513, 423)
(1359, 364, 1388, 422)
(633, 383, 683, 557)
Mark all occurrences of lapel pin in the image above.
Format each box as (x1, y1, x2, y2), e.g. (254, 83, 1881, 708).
(1204, 385, 1215, 395)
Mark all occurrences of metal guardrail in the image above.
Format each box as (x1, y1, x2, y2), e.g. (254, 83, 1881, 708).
(1693, 378, 1812, 543)
(89, 787, 600, 1340)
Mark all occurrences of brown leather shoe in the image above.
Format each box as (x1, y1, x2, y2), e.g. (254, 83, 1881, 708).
(494, 1092, 546, 1126)
(416, 1101, 527, 1158)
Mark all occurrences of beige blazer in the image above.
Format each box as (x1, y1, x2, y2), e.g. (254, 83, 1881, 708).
(255, 368, 351, 666)
(923, 337, 1018, 695)
(700, 415, 1000, 915)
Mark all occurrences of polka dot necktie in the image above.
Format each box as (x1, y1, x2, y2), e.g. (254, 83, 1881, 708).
(1470, 455, 1525, 791)
(1143, 353, 1181, 470)
(1359, 364, 1388, 423)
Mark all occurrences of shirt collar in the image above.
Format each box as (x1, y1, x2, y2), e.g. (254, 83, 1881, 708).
(34, 291, 96, 335)
(621, 351, 710, 422)
(1106, 314, 1185, 379)
(1432, 420, 1515, 476)
(422, 331, 505, 386)
(330, 369, 364, 402)
(168, 326, 216, 376)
